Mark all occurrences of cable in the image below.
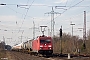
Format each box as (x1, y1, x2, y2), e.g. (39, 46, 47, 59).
(45, 0, 85, 26)
(5, 6, 35, 20)
(68, 0, 76, 7)
(15, 0, 35, 42)
(54, 0, 85, 19)
(65, 0, 68, 6)
(55, 11, 90, 33)
(44, 0, 86, 35)
(0, 0, 35, 43)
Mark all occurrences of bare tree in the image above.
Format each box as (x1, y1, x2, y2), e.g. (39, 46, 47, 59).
(87, 29, 90, 40)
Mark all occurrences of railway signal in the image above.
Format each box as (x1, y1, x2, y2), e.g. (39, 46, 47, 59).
(60, 28, 62, 37)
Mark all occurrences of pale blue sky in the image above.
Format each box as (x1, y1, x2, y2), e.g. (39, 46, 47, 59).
(0, 0, 90, 46)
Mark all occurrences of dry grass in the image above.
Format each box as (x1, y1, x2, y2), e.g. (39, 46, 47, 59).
(0, 50, 6, 59)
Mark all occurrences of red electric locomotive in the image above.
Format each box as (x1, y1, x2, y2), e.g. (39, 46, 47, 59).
(32, 35, 53, 55)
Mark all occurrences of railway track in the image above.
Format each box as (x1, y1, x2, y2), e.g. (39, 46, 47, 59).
(4, 50, 90, 60)
(37, 53, 90, 60)
(5, 50, 50, 60)
(6, 51, 26, 60)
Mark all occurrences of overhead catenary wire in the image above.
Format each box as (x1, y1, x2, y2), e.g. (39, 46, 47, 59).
(0, 2, 53, 41)
(0, 0, 88, 31)
(47, 0, 90, 36)
(16, 0, 35, 31)
(0, 0, 36, 43)
(56, 6, 90, 31)
(5, 5, 46, 21)
(0, 0, 90, 45)
(15, 0, 35, 42)
(55, 0, 85, 19)
(54, 2, 90, 35)
(45, 0, 85, 26)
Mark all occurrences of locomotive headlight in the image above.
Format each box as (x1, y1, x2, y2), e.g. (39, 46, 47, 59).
(48, 45, 52, 47)
(40, 45, 43, 47)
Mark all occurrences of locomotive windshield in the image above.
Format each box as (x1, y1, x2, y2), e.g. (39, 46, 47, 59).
(40, 40, 51, 43)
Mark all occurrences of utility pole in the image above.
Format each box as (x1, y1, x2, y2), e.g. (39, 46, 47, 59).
(3, 36, 5, 49)
(83, 11, 86, 49)
(48, 27, 50, 36)
(3, 36, 5, 43)
(70, 22, 75, 52)
(70, 23, 75, 37)
(18, 35, 24, 43)
(21, 30, 24, 43)
(31, 21, 39, 39)
(45, 7, 61, 37)
(83, 11, 86, 42)
(29, 21, 39, 39)
(33, 21, 35, 39)
(21, 36, 22, 43)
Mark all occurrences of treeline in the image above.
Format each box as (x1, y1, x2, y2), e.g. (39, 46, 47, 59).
(0, 41, 11, 51)
(0, 41, 5, 50)
(53, 29, 90, 55)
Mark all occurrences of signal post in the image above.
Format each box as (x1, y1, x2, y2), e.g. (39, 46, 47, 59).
(59, 26, 62, 54)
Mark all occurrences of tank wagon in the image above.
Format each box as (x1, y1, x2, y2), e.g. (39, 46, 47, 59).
(12, 43, 22, 51)
(22, 40, 33, 52)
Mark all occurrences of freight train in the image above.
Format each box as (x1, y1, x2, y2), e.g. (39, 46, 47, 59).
(12, 35, 53, 55)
